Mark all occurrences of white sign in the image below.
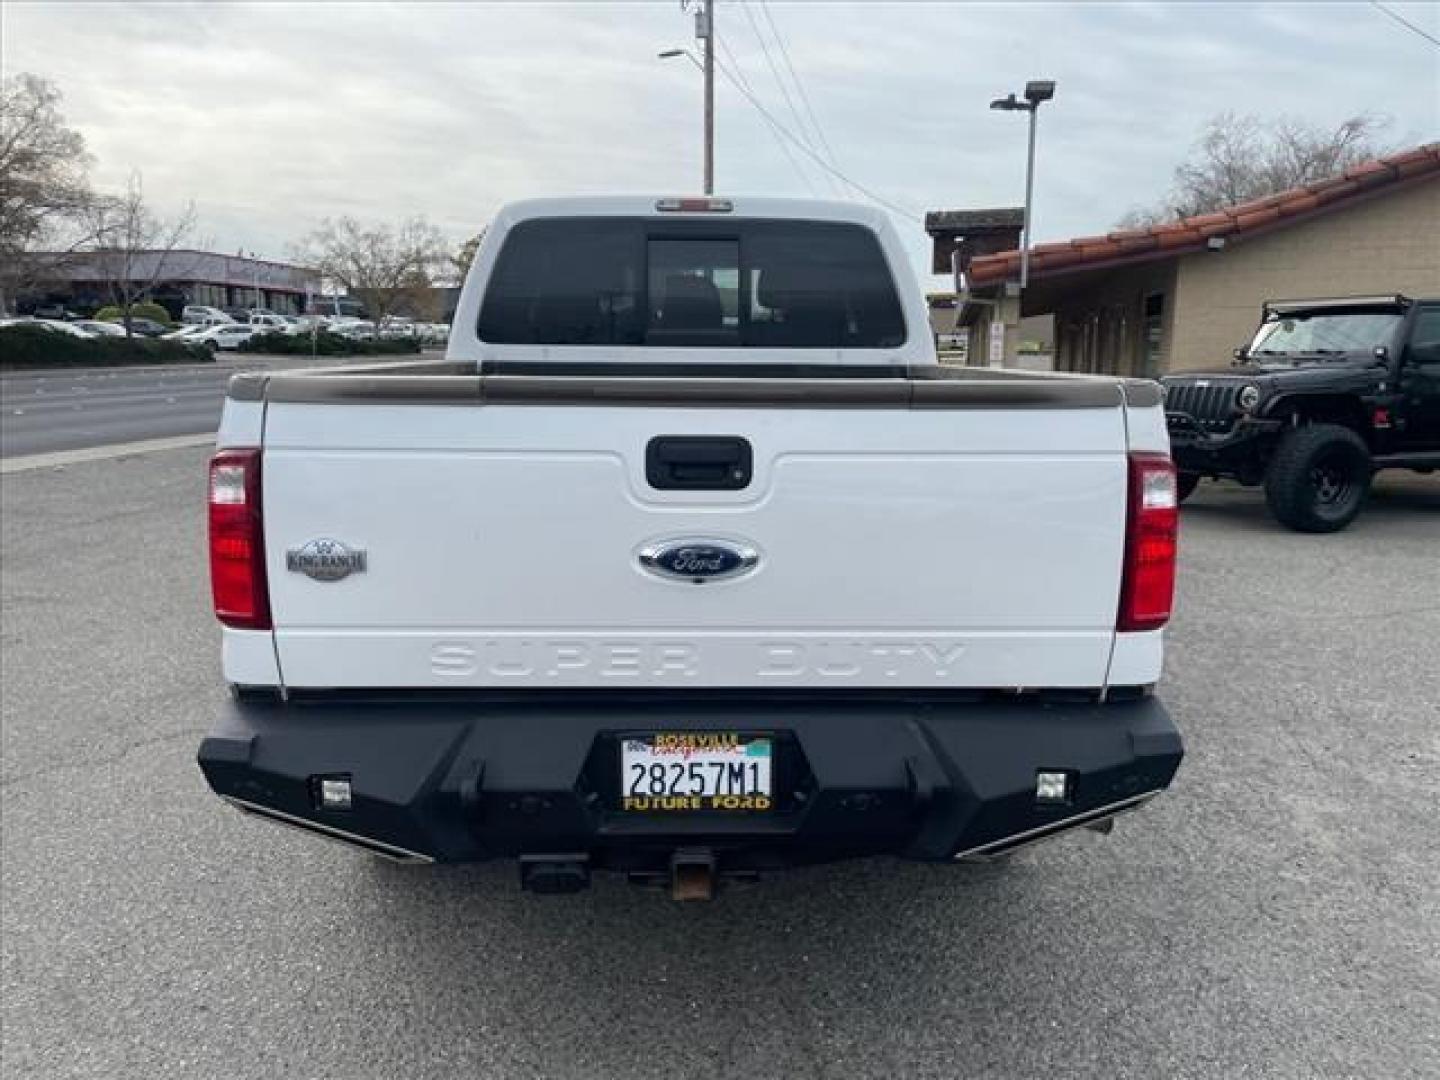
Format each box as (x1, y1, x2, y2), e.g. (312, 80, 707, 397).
(989, 320, 1007, 368)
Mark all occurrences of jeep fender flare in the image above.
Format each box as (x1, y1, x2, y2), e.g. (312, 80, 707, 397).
(1263, 393, 1371, 439)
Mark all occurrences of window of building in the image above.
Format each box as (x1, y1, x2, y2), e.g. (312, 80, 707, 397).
(1142, 293, 1165, 377)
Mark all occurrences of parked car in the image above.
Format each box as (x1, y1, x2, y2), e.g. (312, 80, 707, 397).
(248, 313, 295, 333)
(1163, 294, 1440, 532)
(72, 320, 128, 337)
(330, 319, 376, 340)
(105, 316, 172, 337)
(197, 195, 1184, 899)
(182, 305, 235, 326)
(378, 317, 417, 340)
(307, 299, 366, 322)
(190, 323, 256, 351)
(5, 317, 96, 338)
(388, 320, 449, 345)
(418, 322, 450, 346)
(29, 304, 81, 321)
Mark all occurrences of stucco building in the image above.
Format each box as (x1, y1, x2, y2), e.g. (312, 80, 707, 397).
(946, 144, 1440, 376)
(15, 249, 320, 319)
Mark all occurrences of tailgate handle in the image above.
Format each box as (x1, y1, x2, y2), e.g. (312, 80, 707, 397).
(646, 435, 752, 490)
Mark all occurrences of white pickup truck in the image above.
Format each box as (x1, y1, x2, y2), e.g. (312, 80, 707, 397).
(199, 196, 1183, 897)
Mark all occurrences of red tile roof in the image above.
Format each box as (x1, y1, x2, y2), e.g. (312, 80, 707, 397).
(967, 143, 1440, 287)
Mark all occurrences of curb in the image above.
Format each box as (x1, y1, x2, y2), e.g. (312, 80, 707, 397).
(1, 434, 214, 474)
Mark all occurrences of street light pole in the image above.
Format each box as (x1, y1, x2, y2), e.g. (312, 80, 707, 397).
(1021, 104, 1038, 290)
(248, 251, 262, 313)
(987, 80, 1054, 369)
(663, 1, 714, 193)
(699, 0, 715, 194)
(990, 80, 1056, 293)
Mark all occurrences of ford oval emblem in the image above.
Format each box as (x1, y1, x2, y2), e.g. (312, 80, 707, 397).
(639, 538, 759, 584)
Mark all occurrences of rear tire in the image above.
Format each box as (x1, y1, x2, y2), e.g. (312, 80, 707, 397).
(205, 338, 220, 352)
(1176, 472, 1201, 504)
(1264, 424, 1371, 533)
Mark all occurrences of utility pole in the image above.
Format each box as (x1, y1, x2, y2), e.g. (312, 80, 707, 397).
(1021, 105, 1038, 290)
(661, 1, 716, 192)
(698, 0, 715, 194)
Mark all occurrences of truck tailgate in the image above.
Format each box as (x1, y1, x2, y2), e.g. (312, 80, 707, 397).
(261, 393, 1130, 689)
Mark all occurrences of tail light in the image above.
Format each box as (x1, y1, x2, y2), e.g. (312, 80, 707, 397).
(1118, 452, 1178, 632)
(209, 448, 271, 629)
(655, 197, 734, 212)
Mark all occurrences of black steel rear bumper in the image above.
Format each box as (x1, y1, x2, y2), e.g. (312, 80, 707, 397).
(198, 693, 1182, 872)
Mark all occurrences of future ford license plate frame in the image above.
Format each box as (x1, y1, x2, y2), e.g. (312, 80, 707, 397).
(620, 733, 773, 811)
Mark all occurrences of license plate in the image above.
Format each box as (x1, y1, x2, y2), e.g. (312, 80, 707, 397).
(620, 734, 773, 811)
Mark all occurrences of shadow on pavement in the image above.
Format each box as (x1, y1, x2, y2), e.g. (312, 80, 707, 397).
(1180, 472, 1439, 533)
(327, 850, 1139, 1074)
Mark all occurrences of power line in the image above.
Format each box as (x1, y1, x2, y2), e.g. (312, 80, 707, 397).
(757, 1, 849, 192)
(738, 0, 838, 196)
(715, 27, 759, 96)
(1368, 1, 1440, 47)
(715, 31, 818, 195)
(711, 51, 923, 223)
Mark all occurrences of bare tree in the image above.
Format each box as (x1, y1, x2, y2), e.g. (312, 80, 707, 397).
(0, 73, 97, 313)
(296, 216, 449, 327)
(451, 231, 485, 283)
(1119, 112, 1392, 227)
(82, 172, 198, 335)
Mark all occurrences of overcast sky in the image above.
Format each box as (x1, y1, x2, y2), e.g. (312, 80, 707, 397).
(4, 1, 1437, 283)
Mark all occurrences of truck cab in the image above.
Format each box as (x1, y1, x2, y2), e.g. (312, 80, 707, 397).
(1162, 295, 1440, 531)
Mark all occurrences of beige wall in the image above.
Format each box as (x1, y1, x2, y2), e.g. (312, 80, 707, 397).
(1017, 314, 1055, 349)
(967, 294, 1023, 365)
(928, 303, 958, 335)
(1050, 262, 1177, 377)
(1168, 178, 1440, 371)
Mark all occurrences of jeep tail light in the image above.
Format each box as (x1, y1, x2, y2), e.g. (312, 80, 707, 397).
(209, 449, 271, 629)
(1118, 452, 1178, 633)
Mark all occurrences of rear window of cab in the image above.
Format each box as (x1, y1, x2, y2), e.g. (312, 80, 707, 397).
(478, 217, 906, 349)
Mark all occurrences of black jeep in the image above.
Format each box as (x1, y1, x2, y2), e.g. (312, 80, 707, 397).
(1161, 295, 1440, 532)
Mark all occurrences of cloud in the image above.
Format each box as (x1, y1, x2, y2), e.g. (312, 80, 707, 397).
(4, 0, 1436, 280)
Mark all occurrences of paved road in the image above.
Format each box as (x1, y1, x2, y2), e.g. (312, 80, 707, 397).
(0, 355, 405, 458)
(2, 455, 1437, 1079)
(0, 364, 236, 456)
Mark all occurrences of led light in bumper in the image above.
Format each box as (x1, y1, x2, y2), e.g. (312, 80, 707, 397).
(1035, 770, 1071, 804)
(316, 776, 353, 811)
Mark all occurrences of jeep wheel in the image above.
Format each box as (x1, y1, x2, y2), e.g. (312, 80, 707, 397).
(1176, 472, 1201, 504)
(1263, 424, 1371, 533)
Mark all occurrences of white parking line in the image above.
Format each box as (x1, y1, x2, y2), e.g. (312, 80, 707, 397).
(1, 433, 215, 474)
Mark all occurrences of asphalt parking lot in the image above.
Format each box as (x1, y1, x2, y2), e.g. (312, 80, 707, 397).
(2, 453, 1437, 1079)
